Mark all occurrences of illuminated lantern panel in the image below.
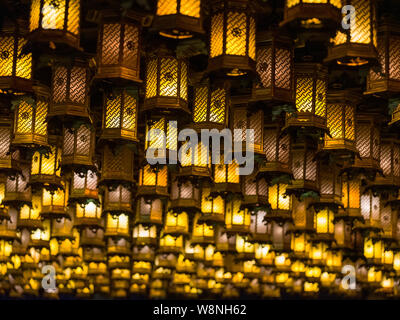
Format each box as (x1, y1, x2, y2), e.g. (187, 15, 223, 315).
(154, 0, 203, 39)
(364, 236, 383, 264)
(241, 175, 268, 208)
(144, 54, 188, 113)
(103, 185, 133, 216)
(213, 157, 240, 194)
(208, 0, 256, 76)
(170, 179, 200, 212)
(159, 233, 184, 254)
(12, 86, 49, 148)
(191, 215, 215, 245)
(74, 202, 102, 228)
(178, 141, 211, 177)
(314, 209, 335, 236)
(317, 162, 342, 205)
(225, 197, 251, 234)
(134, 197, 163, 226)
(62, 124, 95, 167)
(132, 224, 158, 246)
(326, 0, 377, 66)
(0, 20, 32, 94)
(29, 0, 80, 48)
(101, 89, 138, 143)
(341, 176, 362, 218)
(252, 31, 293, 104)
(96, 10, 141, 82)
(100, 144, 134, 185)
(357, 190, 382, 229)
(105, 214, 130, 238)
(40, 181, 69, 219)
(17, 194, 42, 230)
(0, 116, 20, 175)
(163, 211, 189, 236)
(70, 170, 98, 200)
(287, 63, 328, 131)
(192, 79, 229, 131)
(324, 90, 358, 157)
(372, 137, 400, 189)
(200, 186, 225, 224)
(281, 0, 341, 27)
(268, 184, 291, 216)
(49, 59, 90, 120)
(137, 165, 168, 197)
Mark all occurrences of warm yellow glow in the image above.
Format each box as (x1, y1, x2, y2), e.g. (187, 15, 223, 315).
(107, 213, 129, 234)
(201, 187, 224, 217)
(268, 184, 290, 210)
(364, 237, 382, 260)
(314, 209, 334, 234)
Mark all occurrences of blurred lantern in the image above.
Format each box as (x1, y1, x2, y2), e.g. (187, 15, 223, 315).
(4, 163, 31, 207)
(132, 224, 158, 246)
(170, 178, 201, 213)
(80, 227, 105, 248)
(192, 78, 229, 132)
(363, 235, 383, 264)
(0, 19, 32, 94)
(0, 115, 20, 176)
(231, 105, 264, 155)
(12, 84, 49, 148)
(323, 89, 359, 159)
(242, 174, 268, 209)
(105, 214, 130, 239)
(153, 0, 203, 38)
(271, 220, 292, 253)
(17, 194, 42, 230)
(326, 0, 377, 66)
(29, 0, 81, 49)
(280, 0, 341, 30)
(144, 51, 189, 114)
(207, 0, 256, 76)
(191, 214, 215, 245)
(101, 89, 138, 143)
(178, 141, 211, 178)
(99, 144, 134, 185)
(215, 227, 236, 253)
(164, 210, 189, 237)
(366, 22, 400, 96)
(249, 209, 270, 244)
(355, 189, 382, 230)
(137, 164, 168, 197)
(69, 169, 98, 201)
(267, 184, 291, 220)
(225, 196, 250, 235)
(74, 201, 102, 229)
(103, 185, 133, 217)
(62, 124, 95, 168)
(96, 10, 141, 83)
(235, 235, 255, 261)
(134, 197, 163, 226)
(40, 181, 69, 219)
(285, 63, 328, 132)
(29, 136, 62, 191)
(341, 174, 362, 219)
(251, 30, 294, 104)
(49, 58, 90, 120)
(212, 157, 240, 194)
(200, 185, 225, 224)
(159, 233, 184, 254)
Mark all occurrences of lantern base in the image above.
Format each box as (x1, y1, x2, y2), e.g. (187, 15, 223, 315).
(284, 112, 328, 133)
(99, 128, 138, 144)
(0, 77, 33, 95)
(40, 206, 70, 220)
(153, 15, 204, 39)
(325, 43, 378, 67)
(131, 237, 158, 247)
(16, 219, 43, 231)
(95, 66, 142, 84)
(207, 55, 256, 77)
(74, 218, 103, 230)
(28, 29, 81, 51)
(143, 96, 190, 115)
(136, 186, 169, 198)
(170, 199, 201, 213)
(251, 87, 294, 105)
(365, 78, 400, 95)
(12, 133, 49, 148)
(48, 104, 92, 121)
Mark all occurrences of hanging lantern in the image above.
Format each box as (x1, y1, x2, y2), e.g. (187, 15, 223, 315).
(225, 196, 251, 235)
(159, 233, 184, 254)
(132, 224, 158, 246)
(49, 58, 90, 120)
(29, 0, 80, 49)
(271, 220, 292, 252)
(80, 227, 105, 248)
(104, 213, 130, 239)
(95, 10, 141, 83)
(231, 105, 264, 155)
(170, 178, 201, 213)
(69, 169, 98, 201)
(341, 175, 362, 219)
(191, 214, 215, 245)
(366, 22, 400, 96)
(363, 235, 383, 264)
(315, 161, 342, 207)
(29, 136, 62, 191)
(137, 164, 168, 198)
(103, 185, 133, 216)
(100, 144, 134, 185)
(163, 210, 189, 237)
(333, 218, 353, 250)
(355, 189, 382, 230)
(74, 202, 102, 229)
(326, 0, 378, 66)
(323, 89, 359, 159)
(62, 124, 95, 168)
(12, 85, 49, 148)
(200, 185, 225, 224)
(285, 63, 328, 132)
(241, 174, 268, 208)
(248, 209, 270, 243)
(134, 197, 163, 226)
(143, 51, 189, 114)
(251, 30, 294, 104)
(153, 0, 203, 39)
(286, 141, 318, 195)
(0, 207, 18, 245)
(267, 184, 291, 220)
(17, 194, 42, 230)
(40, 181, 69, 219)
(101, 89, 138, 143)
(4, 163, 30, 207)
(0, 115, 20, 176)
(0, 19, 32, 94)
(280, 0, 341, 29)
(178, 141, 211, 178)
(207, 0, 256, 76)
(192, 78, 229, 132)
(213, 157, 240, 195)
(258, 122, 291, 179)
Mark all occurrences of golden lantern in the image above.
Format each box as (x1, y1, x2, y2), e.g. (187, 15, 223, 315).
(326, 0, 378, 66)
(0, 206, 18, 243)
(323, 89, 359, 159)
(50, 218, 80, 256)
(29, 219, 51, 249)
(40, 181, 69, 219)
(17, 194, 42, 230)
(267, 183, 291, 219)
(134, 197, 163, 226)
(159, 233, 185, 254)
(281, 0, 341, 29)
(258, 123, 291, 179)
(285, 63, 328, 132)
(207, 0, 256, 76)
(225, 196, 250, 235)
(366, 22, 400, 95)
(153, 0, 203, 39)
(100, 89, 138, 143)
(178, 141, 211, 178)
(69, 169, 98, 201)
(341, 174, 362, 219)
(12, 84, 49, 148)
(105, 213, 130, 239)
(215, 227, 236, 253)
(49, 58, 90, 120)
(364, 235, 383, 264)
(143, 51, 189, 114)
(0, 115, 20, 176)
(200, 185, 225, 224)
(251, 30, 294, 104)
(80, 227, 105, 248)
(96, 10, 141, 83)
(0, 19, 32, 94)
(231, 105, 264, 155)
(62, 124, 95, 168)
(333, 218, 353, 250)
(313, 208, 335, 236)
(242, 174, 268, 208)
(192, 78, 229, 132)
(100, 144, 134, 185)
(164, 210, 189, 237)
(235, 235, 255, 261)
(74, 201, 102, 228)
(132, 224, 158, 246)
(103, 185, 133, 216)
(286, 141, 318, 195)
(248, 209, 270, 243)
(355, 189, 382, 230)
(170, 178, 201, 213)
(191, 214, 215, 245)
(29, 0, 80, 49)
(137, 164, 168, 197)
(213, 157, 240, 194)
